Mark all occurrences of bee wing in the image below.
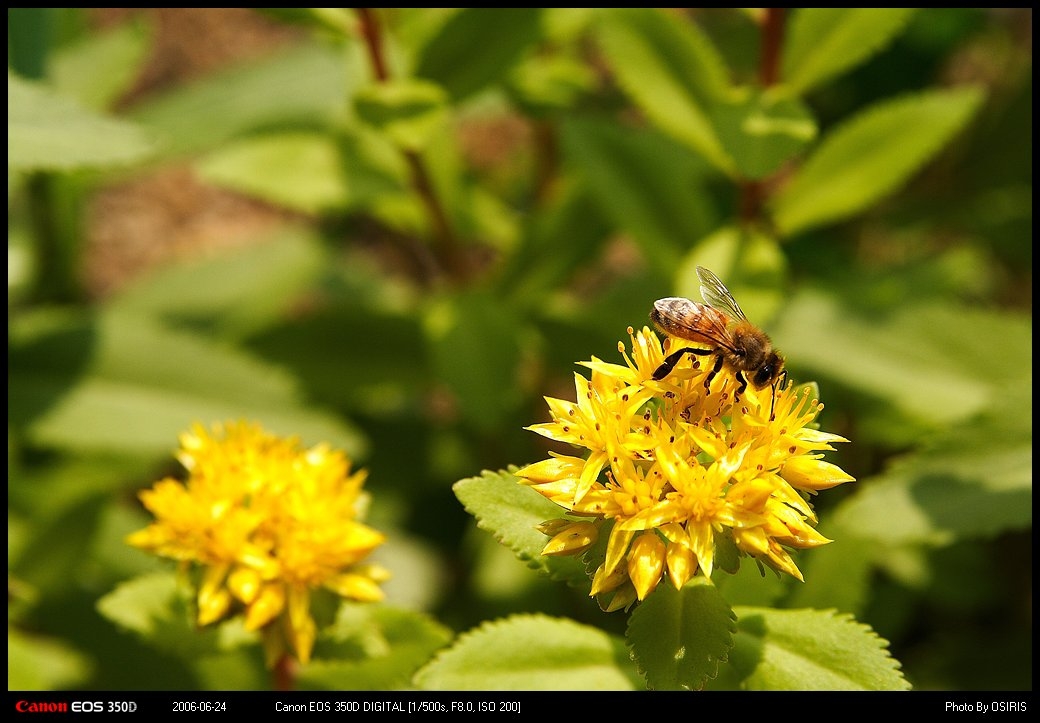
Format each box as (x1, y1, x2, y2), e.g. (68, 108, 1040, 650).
(651, 297, 737, 352)
(696, 266, 748, 322)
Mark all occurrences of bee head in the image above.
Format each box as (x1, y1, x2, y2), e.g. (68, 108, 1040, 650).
(753, 353, 785, 388)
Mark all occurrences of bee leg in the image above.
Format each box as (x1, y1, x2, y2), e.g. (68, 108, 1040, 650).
(652, 347, 712, 380)
(703, 352, 726, 393)
(733, 372, 748, 403)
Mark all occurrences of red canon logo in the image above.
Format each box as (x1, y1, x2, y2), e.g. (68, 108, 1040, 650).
(15, 700, 69, 713)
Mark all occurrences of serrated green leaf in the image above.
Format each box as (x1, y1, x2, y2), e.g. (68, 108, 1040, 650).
(414, 614, 641, 690)
(96, 571, 225, 658)
(354, 79, 450, 151)
(596, 8, 733, 172)
(453, 469, 588, 586)
(711, 88, 817, 179)
(8, 627, 93, 691)
(8, 72, 153, 171)
(772, 86, 984, 236)
(298, 604, 453, 690)
(783, 9, 918, 94)
(627, 579, 736, 690)
(723, 607, 910, 690)
(197, 133, 353, 215)
(8, 309, 365, 457)
(561, 118, 715, 273)
(414, 9, 542, 102)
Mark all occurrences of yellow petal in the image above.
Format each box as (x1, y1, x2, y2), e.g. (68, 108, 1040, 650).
(244, 583, 286, 631)
(782, 456, 854, 491)
(541, 521, 599, 556)
(628, 532, 666, 600)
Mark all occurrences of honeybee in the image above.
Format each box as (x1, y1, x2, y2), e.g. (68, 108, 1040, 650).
(650, 266, 787, 417)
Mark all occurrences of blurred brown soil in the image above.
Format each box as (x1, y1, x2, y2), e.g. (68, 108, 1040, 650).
(82, 9, 305, 298)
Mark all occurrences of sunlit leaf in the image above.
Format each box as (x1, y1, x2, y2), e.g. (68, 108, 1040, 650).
(711, 88, 816, 179)
(561, 118, 716, 273)
(772, 86, 984, 236)
(414, 8, 542, 102)
(298, 604, 453, 690)
(717, 607, 910, 690)
(129, 42, 351, 157)
(782, 9, 918, 94)
(109, 227, 328, 338)
(832, 388, 1032, 546)
(354, 79, 450, 151)
(596, 7, 733, 172)
(414, 614, 641, 690)
(628, 579, 736, 690)
(772, 289, 1027, 426)
(50, 18, 152, 110)
(9, 309, 366, 457)
(453, 469, 588, 587)
(197, 133, 352, 215)
(8, 627, 93, 691)
(96, 571, 224, 658)
(8, 72, 153, 171)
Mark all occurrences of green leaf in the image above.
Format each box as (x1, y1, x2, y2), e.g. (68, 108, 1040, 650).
(785, 533, 876, 616)
(8, 627, 93, 691)
(8, 72, 153, 171)
(673, 226, 787, 324)
(9, 309, 366, 457)
(627, 579, 736, 690)
(298, 604, 453, 690)
(354, 79, 450, 151)
(721, 607, 910, 690)
(711, 88, 817, 180)
(832, 387, 1032, 547)
(500, 184, 611, 305)
(424, 291, 525, 431)
(129, 42, 350, 157)
(108, 227, 328, 338)
(414, 614, 641, 690)
(453, 469, 588, 587)
(506, 52, 597, 115)
(782, 9, 918, 94)
(772, 289, 1029, 426)
(561, 118, 716, 273)
(772, 86, 984, 236)
(596, 8, 733, 172)
(196, 133, 353, 215)
(49, 18, 152, 110)
(96, 571, 225, 658)
(414, 9, 543, 102)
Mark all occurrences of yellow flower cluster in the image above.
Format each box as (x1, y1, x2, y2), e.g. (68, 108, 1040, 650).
(517, 327, 853, 611)
(127, 421, 389, 664)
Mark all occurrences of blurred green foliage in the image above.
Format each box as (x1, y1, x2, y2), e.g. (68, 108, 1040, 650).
(8, 8, 1030, 691)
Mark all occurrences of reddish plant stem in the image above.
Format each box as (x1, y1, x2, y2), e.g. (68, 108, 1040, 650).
(272, 653, 294, 691)
(354, 8, 465, 281)
(740, 8, 787, 224)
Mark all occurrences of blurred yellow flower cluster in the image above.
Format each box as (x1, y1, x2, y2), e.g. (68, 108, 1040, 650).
(127, 421, 389, 664)
(517, 327, 853, 611)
